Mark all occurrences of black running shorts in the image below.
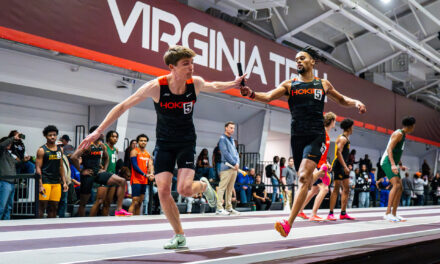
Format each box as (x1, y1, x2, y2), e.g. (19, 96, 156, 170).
(80, 171, 113, 194)
(153, 142, 196, 174)
(291, 134, 326, 171)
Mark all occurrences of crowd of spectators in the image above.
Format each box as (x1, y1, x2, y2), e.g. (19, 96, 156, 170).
(0, 126, 439, 220)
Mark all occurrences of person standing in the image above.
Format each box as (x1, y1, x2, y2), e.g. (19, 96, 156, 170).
(129, 134, 154, 215)
(282, 157, 297, 210)
(216, 121, 240, 216)
(102, 130, 119, 216)
(413, 172, 428, 206)
(35, 125, 68, 218)
(240, 47, 366, 237)
(356, 167, 371, 208)
(381, 116, 416, 221)
(347, 164, 356, 209)
(0, 134, 21, 220)
(79, 45, 245, 248)
(430, 173, 440, 205)
(328, 119, 356, 220)
(271, 156, 280, 202)
(401, 172, 413, 206)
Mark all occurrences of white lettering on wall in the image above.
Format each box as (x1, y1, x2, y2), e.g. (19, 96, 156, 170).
(152, 7, 181, 52)
(182, 22, 208, 67)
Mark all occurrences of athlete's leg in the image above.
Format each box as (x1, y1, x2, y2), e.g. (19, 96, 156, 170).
(300, 185, 319, 212)
(47, 201, 59, 218)
(78, 194, 90, 217)
(312, 183, 329, 215)
(102, 186, 116, 216)
(341, 178, 350, 212)
(157, 171, 183, 235)
(176, 168, 205, 197)
(287, 159, 316, 226)
(90, 186, 107, 216)
(386, 176, 400, 215)
(129, 196, 141, 214)
(329, 180, 342, 212)
(390, 177, 403, 216)
(137, 194, 145, 215)
(106, 175, 127, 211)
(39, 201, 48, 218)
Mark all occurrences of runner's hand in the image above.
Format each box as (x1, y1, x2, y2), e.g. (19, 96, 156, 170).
(79, 130, 101, 150)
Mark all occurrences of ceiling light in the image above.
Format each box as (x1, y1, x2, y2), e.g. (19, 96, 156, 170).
(381, 0, 392, 4)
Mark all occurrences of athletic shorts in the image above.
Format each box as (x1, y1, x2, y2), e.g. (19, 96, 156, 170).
(313, 178, 322, 186)
(291, 134, 326, 171)
(381, 159, 400, 180)
(131, 184, 147, 197)
(80, 171, 113, 195)
(39, 183, 61, 202)
(154, 142, 196, 174)
(333, 168, 349, 181)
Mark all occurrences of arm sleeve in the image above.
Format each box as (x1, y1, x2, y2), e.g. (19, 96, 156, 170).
(130, 157, 145, 176)
(218, 137, 237, 166)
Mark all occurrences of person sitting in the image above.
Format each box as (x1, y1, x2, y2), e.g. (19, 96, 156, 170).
(252, 174, 272, 211)
(195, 148, 215, 181)
(185, 192, 206, 214)
(236, 167, 253, 205)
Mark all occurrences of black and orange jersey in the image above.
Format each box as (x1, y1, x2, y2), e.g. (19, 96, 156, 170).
(332, 134, 350, 171)
(82, 143, 104, 174)
(41, 145, 62, 184)
(154, 76, 197, 144)
(288, 78, 326, 136)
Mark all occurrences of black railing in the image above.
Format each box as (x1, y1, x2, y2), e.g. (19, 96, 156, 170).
(0, 174, 40, 219)
(75, 125, 86, 148)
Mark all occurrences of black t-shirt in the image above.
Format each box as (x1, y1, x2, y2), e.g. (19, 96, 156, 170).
(253, 183, 266, 197)
(11, 140, 25, 160)
(213, 146, 221, 163)
(356, 172, 371, 192)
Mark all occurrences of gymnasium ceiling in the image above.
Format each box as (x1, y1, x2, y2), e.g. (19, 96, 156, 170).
(184, 0, 440, 111)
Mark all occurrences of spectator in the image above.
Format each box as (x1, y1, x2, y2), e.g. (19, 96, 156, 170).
(279, 157, 286, 180)
(100, 130, 120, 216)
(236, 167, 252, 205)
(369, 168, 378, 207)
(414, 172, 428, 206)
(60, 135, 75, 157)
(70, 156, 81, 202)
(271, 156, 280, 202)
(281, 157, 296, 210)
(0, 134, 21, 220)
(431, 173, 440, 205)
(196, 148, 215, 181)
(376, 175, 391, 207)
(347, 164, 356, 208)
(356, 165, 371, 208)
(401, 172, 413, 206)
(376, 156, 386, 180)
(57, 151, 72, 217)
(216, 121, 240, 216)
(347, 149, 357, 166)
(8, 130, 35, 174)
(252, 174, 272, 210)
(353, 167, 361, 207)
(129, 134, 153, 215)
(248, 168, 256, 184)
(124, 140, 137, 169)
(212, 145, 222, 183)
(185, 192, 206, 214)
(35, 125, 68, 218)
(359, 154, 372, 173)
(422, 160, 431, 178)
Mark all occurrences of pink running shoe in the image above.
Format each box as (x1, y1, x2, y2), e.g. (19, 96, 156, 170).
(274, 219, 291, 237)
(327, 213, 337, 221)
(340, 213, 355, 220)
(320, 165, 331, 186)
(115, 209, 133, 217)
(297, 212, 309, 220)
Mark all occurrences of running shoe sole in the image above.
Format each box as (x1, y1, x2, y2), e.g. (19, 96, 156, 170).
(274, 221, 288, 237)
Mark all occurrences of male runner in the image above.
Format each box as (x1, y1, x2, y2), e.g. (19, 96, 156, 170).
(240, 47, 366, 237)
(35, 125, 68, 218)
(381, 116, 415, 222)
(72, 126, 131, 217)
(129, 134, 154, 215)
(297, 112, 336, 221)
(327, 118, 355, 221)
(79, 45, 246, 248)
(102, 130, 119, 216)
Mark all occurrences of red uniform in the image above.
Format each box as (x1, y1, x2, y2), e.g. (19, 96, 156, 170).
(131, 148, 151, 185)
(317, 132, 330, 169)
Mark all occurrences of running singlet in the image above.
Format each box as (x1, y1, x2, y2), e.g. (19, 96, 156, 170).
(332, 134, 350, 171)
(288, 78, 326, 136)
(82, 143, 104, 174)
(105, 143, 117, 174)
(154, 76, 197, 144)
(317, 132, 330, 168)
(381, 129, 406, 166)
(41, 145, 62, 184)
(131, 148, 150, 185)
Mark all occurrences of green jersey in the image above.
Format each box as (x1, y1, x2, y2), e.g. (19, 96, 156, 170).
(381, 129, 406, 166)
(105, 143, 117, 174)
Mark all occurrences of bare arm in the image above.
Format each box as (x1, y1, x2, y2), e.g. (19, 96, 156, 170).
(71, 148, 86, 171)
(194, 75, 246, 94)
(336, 136, 349, 172)
(78, 80, 160, 149)
(242, 80, 290, 103)
(35, 148, 44, 187)
(323, 79, 366, 114)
